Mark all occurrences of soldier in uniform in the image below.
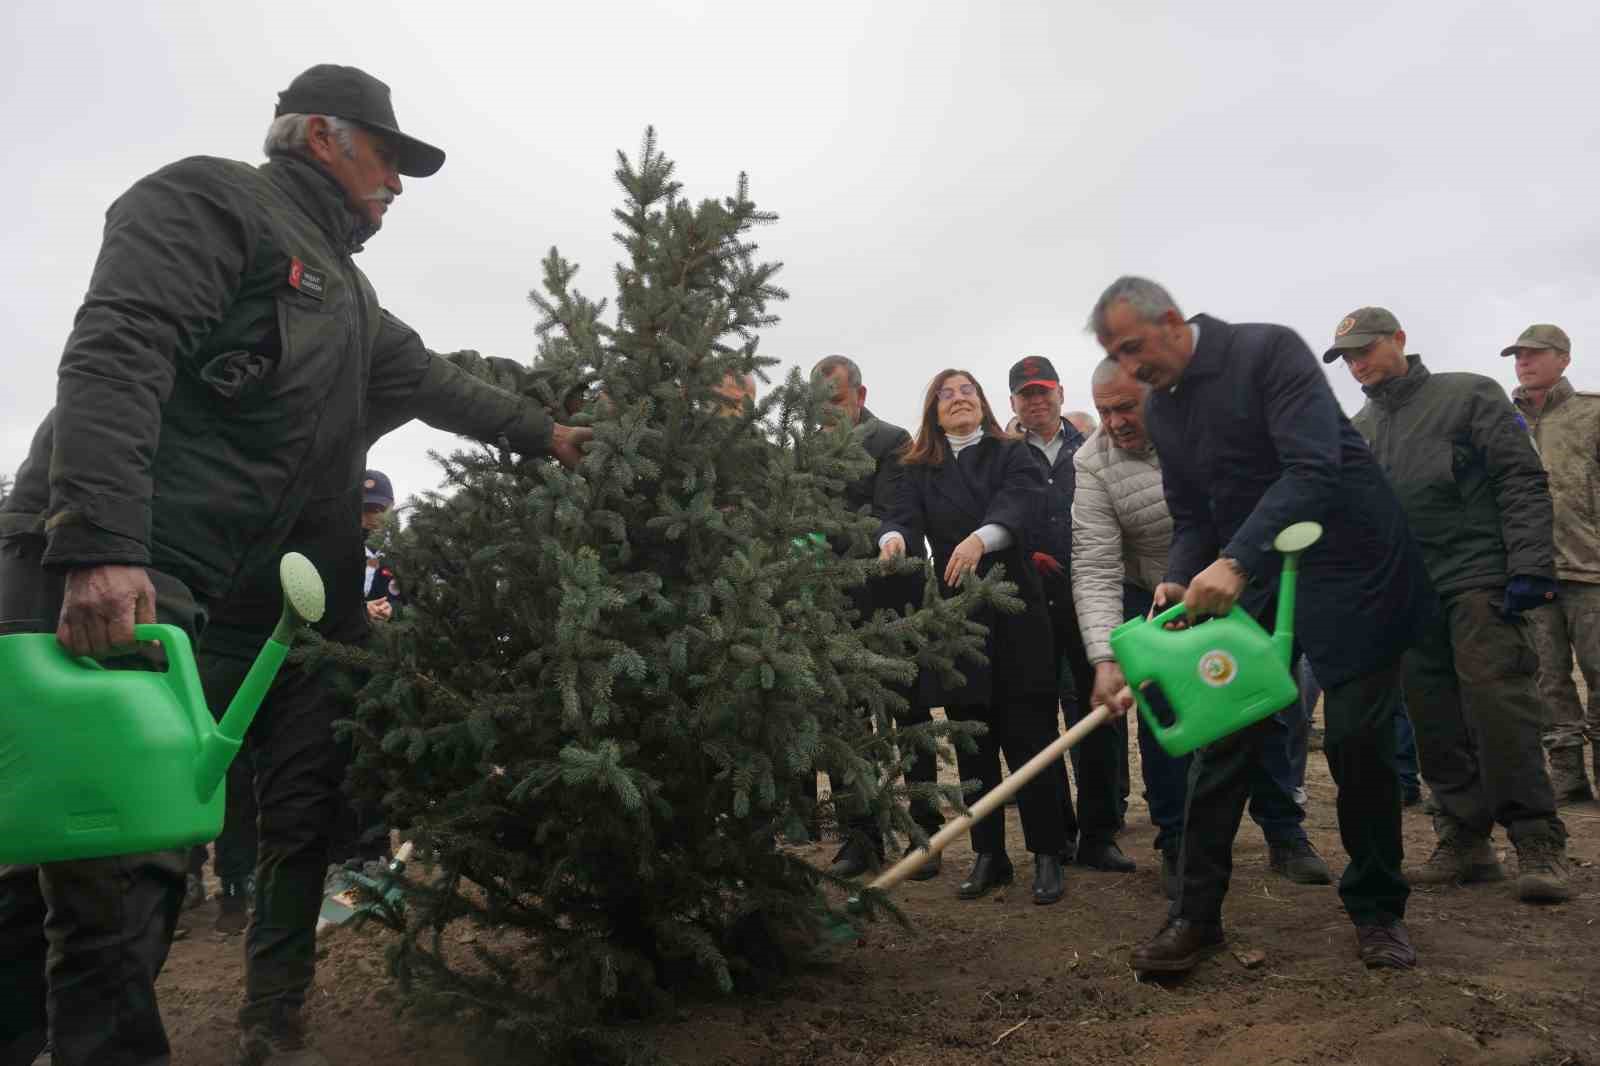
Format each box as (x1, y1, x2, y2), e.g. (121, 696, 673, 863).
(1329, 307, 1569, 903)
(1507, 324, 1600, 805)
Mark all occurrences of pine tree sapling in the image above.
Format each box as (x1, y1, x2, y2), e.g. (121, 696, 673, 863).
(338, 130, 1022, 1058)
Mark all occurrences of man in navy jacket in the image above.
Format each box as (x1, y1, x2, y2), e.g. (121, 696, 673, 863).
(1090, 276, 1436, 974)
(1009, 355, 1133, 873)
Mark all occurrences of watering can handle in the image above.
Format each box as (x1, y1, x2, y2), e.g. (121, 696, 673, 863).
(1147, 600, 1248, 629)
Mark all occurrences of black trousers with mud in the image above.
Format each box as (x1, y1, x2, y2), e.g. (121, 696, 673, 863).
(1404, 589, 1565, 846)
(1176, 657, 1410, 928)
(0, 537, 201, 1066)
(195, 623, 364, 1031)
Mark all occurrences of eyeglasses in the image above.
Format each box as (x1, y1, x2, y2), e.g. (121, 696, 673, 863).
(937, 383, 978, 402)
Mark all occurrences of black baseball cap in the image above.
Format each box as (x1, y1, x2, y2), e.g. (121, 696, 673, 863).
(362, 470, 395, 508)
(276, 64, 445, 178)
(1009, 355, 1060, 394)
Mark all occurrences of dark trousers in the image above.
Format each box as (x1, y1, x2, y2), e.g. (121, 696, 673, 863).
(949, 684, 1067, 857)
(1293, 657, 1420, 795)
(1120, 583, 1307, 854)
(1044, 579, 1121, 847)
(1405, 589, 1564, 846)
(0, 537, 202, 1066)
(1177, 656, 1409, 927)
(197, 624, 362, 1029)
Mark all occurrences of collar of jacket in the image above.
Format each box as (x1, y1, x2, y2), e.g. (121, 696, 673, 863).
(1363, 354, 1430, 410)
(1513, 375, 1573, 415)
(262, 154, 369, 253)
(1176, 313, 1229, 383)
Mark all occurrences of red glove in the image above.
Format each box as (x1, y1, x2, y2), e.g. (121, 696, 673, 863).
(1030, 551, 1064, 578)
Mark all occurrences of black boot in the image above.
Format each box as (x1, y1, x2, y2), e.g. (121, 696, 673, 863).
(957, 853, 1014, 899)
(1032, 853, 1064, 906)
(826, 836, 879, 879)
(904, 844, 942, 882)
(1077, 839, 1136, 873)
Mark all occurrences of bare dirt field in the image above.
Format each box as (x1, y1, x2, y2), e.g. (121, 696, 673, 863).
(158, 716, 1600, 1066)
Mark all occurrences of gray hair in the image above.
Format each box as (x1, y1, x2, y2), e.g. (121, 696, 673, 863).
(811, 353, 863, 390)
(1090, 357, 1123, 388)
(1087, 276, 1183, 339)
(263, 113, 358, 160)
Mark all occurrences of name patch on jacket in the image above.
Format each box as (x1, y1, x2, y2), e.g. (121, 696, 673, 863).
(287, 257, 326, 300)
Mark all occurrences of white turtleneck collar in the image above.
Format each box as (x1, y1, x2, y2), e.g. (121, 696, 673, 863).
(945, 427, 984, 454)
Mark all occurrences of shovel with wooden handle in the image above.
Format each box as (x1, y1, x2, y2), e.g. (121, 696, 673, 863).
(846, 698, 1121, 913)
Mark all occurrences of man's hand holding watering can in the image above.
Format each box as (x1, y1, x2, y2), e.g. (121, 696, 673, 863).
(1150, 557, 1248, 628)
(57, 564, 158, 658)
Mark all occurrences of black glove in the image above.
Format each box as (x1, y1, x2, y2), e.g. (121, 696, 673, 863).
(1502, 575, 1558, 619)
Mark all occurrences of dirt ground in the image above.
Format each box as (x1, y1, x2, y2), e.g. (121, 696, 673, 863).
(158, 714, 1600, 1066)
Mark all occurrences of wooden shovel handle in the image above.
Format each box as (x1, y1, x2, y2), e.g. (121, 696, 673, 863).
(860, 700, 1120, 895)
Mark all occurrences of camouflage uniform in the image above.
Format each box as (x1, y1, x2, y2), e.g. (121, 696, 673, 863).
(1512, 369, 1600, 800)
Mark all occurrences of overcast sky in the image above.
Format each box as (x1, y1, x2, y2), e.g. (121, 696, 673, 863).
(5, 1, 1598, 506)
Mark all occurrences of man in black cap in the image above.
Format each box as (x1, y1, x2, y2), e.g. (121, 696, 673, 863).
(1009, 355, 1135, 876)
(0, 65, 590, 1066)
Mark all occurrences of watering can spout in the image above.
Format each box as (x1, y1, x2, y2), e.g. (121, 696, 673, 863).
(193, 553, 326, 802)
(1269, 521, 1323, 673)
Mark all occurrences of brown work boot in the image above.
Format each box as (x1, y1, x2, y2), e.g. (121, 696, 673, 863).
(1404, 836, 1505, 886)
(1355, 921, 1416, 969)
(1514, 839, 1574, 903)
(233, 1008, 330, 1066)
(1130, 917, 1225, 975)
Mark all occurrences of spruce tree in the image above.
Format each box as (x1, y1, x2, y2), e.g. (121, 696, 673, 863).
(335, 130, 1019, 1063)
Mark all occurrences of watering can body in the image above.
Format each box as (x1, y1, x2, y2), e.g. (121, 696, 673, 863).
(1110, 604, 1298, 757)
(0, 625, 232, 864)
(0, 552, 321, 865)
(1109, 522, 1323, 757)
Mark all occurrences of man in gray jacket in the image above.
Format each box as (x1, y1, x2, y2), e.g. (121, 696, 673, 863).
(1071, 359, 1329, 897)
(1329, 307, 1568, 903)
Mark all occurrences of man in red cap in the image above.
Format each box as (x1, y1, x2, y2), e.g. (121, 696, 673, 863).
(0, 65, 590, 1066)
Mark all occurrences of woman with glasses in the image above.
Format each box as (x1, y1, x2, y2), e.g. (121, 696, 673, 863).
(879, 369, 1069, 905)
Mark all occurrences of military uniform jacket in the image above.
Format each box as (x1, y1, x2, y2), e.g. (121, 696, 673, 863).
(1514, 377, 1600, 585)
(0, 154, 552, 635)
(1147, 315, 1436, 689)
(879, 436, 1055, 705)
(1351, 356, 1552, 597)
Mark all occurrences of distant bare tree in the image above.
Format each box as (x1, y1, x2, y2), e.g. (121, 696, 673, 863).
(0, 473, 10, 508)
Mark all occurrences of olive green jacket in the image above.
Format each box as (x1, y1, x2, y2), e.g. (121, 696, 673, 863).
(1351, 356, 1552, 596)
(1514, 376, 1600, 584)
(0, 153, 551, 627)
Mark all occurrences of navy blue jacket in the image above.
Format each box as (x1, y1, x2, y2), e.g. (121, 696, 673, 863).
(1147, 315, 1436, 688)
(1022, 419, 1088, 569)
(881, 436, 1056, 705)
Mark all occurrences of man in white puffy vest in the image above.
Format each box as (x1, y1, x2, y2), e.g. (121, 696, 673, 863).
(1070, 358, 1330, 898)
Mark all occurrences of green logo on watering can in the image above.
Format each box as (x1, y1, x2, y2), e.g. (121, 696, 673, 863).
(1197, 649, 1238, 687)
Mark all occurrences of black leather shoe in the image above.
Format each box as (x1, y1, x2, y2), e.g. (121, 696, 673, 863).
(1032, 853, 1064, 906)
(957, 853, 1014, 899)
(1078, 839, 1136, 873)
(904, 846, 942, 882)
(1130, 918, 1225, 974)
(1355, 920, 1417, 969)
(826, 837, 879, 879)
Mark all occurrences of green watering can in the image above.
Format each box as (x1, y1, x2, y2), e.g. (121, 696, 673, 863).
(1108, 522, 1323, 757)
(0, 553, 325, 864)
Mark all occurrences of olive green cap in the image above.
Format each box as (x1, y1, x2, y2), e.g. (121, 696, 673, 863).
(1500, 323, 1571, 358)
(1322, 307, 1402, 363)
